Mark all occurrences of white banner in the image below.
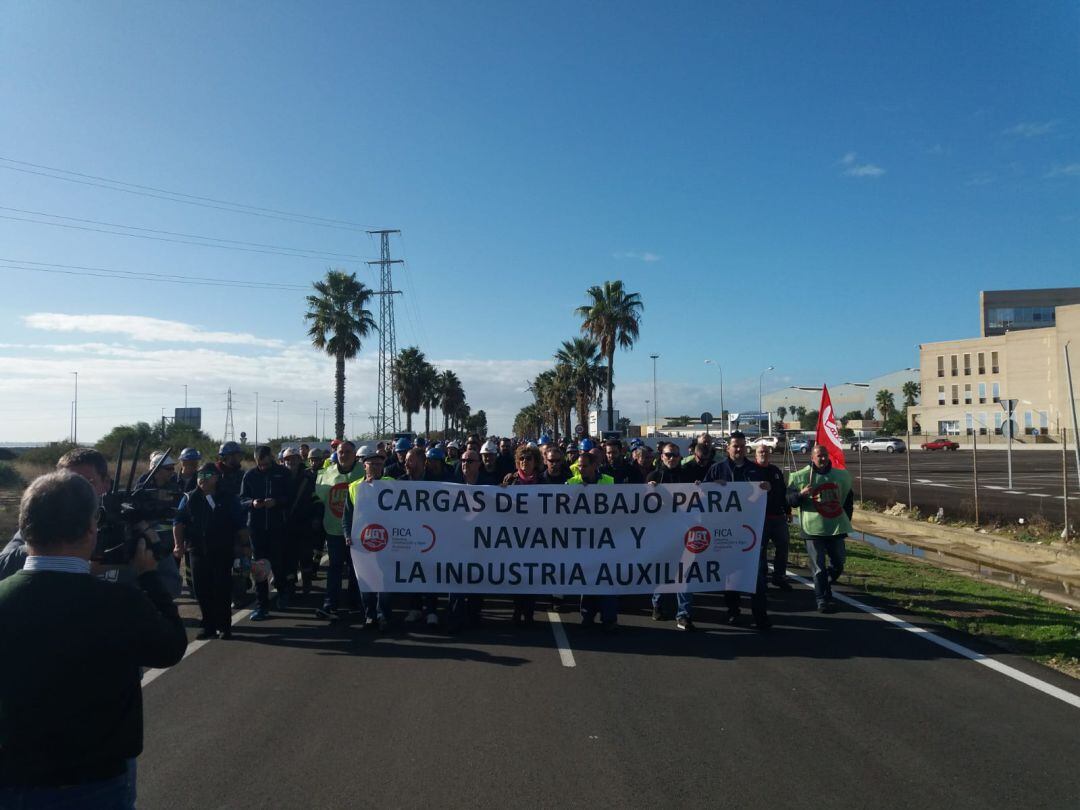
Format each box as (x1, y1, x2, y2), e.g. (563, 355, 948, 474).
(349, 481, 766, 595)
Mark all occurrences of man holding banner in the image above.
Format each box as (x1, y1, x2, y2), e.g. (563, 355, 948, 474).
(786, 386, 854, 612)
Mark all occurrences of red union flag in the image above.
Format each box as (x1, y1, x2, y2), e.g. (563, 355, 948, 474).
(814, 385, 847, 469)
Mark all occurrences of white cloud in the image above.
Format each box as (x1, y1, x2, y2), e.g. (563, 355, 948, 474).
(838, 152, 885, 178)
(1045, 163, 1080, 178)
(22, 313, 284, 348)
(966, 173, 996, 187)
(1003, 121, 1056, 138)
(613, 251, 662, 263)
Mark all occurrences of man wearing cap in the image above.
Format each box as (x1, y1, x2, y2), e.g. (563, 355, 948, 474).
(567, 441, 618, 631)
(241, 446, 292, 619)
(175, 448, 202, 494)
(400, 447, 441, 625)
(629, 442, 655, 483)
(281, 447, 318, 595)
(384, 437, 411, 480)
(478, 440, 503, 485)
(215, 442, 246, 500)
(314, 440, 365, 620)
(342, 446, 395, 630)
(173, 463, 249, 639)
(445, 441, 463, 471)
(424, 444, 456, 482)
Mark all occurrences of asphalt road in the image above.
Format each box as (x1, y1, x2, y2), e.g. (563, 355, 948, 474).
(138, 574, 1080, 809)
(781, 448, 1080, 526)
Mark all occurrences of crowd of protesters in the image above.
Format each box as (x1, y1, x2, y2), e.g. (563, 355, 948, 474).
(0, 430, 854, 640)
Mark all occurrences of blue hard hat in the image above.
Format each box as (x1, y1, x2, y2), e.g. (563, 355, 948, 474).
(394, 437, 412, 452)
(179, 447, 202, 462)
(629, 439, 643, 450)
(579, 438, 595, 452)
(415, 436, 427, 448)
(426, 446, 445, 460)
(218, 441, 242, 456)
(539, 434, 552, 445)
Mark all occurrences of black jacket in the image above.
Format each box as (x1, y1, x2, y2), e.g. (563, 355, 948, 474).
(240, 464, 291, 535)
(647, 466, 695, 484)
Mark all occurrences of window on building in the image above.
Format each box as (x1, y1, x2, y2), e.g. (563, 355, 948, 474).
(1040, 411, 1049, 434)
(950, 355, 958, 376)
(965, 413, 973, 435)
(937, 356, 944, 378)
(937, 385, 945, 405)
(938, 420, 960, 436)
(977, 352, 985, 374)
(1024, 411, 1034, 434)
(992, 382, 1000, 403)
(951, 385, 959, 405)
(963, 354, 971, 375)
(978, 382, 986, 404)
(994, 413, 1003, 434)
(978, 412, 988, 435)
(991, 351, 999, 373)
(964, 384, 972, 404)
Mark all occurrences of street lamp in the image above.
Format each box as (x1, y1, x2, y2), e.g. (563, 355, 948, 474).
(70, 371, 78, 444)
(759, 366, 775, 435)
(314, 400, 318, 440)
(321, 408, 330, 441)
(649, 354, 659, 430)
(272, 399, 284, 438)
(704, 360, 724, 438)
(645, 400, 650, 432)
(254, 391, 259, 445)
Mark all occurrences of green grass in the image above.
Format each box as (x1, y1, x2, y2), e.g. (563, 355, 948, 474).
(825, 540, 1080, 678)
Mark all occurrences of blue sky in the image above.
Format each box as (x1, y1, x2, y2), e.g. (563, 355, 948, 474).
(1, 1, 1077, 441)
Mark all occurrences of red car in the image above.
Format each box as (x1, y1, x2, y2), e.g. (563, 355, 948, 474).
(921, 437, 959, 451)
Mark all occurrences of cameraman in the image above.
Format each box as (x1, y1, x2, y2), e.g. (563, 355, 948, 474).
(0, 448, 111, 582)
(0, 471, 187, 805)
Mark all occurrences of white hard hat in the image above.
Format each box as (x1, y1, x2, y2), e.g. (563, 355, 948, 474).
(481, 440, 499, 455)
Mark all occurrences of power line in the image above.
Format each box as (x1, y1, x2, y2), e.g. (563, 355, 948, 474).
(0, 257, 310, 291)
(0, 156, 373, 232)
(0, 205, 366, 261)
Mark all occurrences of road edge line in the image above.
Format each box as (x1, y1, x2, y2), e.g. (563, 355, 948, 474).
(547, 611, 576, 668)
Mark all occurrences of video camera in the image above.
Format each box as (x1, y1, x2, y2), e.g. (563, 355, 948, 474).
(93, 438, 179, 565)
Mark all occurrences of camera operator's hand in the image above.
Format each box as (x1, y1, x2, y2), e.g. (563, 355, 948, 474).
(133, 538, 158, 577)
(263, 498, 277, 509)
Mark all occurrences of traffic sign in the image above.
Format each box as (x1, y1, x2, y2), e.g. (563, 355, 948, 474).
(1002, 419, 1019, 439)
(574, 424, 586, 437)
(700, 412, 713, 425)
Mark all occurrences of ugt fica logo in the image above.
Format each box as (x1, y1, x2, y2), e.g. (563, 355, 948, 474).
(359, 523, 389, 552)
(684, 525, 710, 553)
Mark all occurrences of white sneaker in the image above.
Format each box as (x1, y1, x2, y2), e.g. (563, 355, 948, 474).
(426, 612, 439, 626)
(405, 609, 422, 623)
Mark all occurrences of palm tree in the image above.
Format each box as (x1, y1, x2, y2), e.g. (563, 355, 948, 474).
(776, 405, 787, 422)
(875, 389, 896, 423)
(419, 362, 440, 437)
(576, 281, 644, 432)
(304, 269, 377, 440)
(438, 370, 465, 436)
(901, 381, 921, 407)
(394, 346, 428, 432)
(555, 337, 606, 431)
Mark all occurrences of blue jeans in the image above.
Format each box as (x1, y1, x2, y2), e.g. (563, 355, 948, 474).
(580, 595, 618, 624)
(805, 535, 846, 604)
(324, 534, 359, 610)
(0, 771, 132, 808)
(651, 591, 692, 618)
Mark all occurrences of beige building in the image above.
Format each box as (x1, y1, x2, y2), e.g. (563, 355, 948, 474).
(910, 302, 1080, 440)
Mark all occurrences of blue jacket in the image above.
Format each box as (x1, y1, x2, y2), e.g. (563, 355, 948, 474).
(240, 464, 291, 535)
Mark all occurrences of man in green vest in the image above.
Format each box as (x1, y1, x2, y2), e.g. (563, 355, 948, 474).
(314, 440, 365, 620)
(567, 443, 617, 630)
(342, 445, 396, 630)
(786, 444, 854, 612)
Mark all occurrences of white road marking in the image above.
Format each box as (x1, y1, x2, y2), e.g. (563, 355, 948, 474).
(1004, 490, 1024, 495)
(143, 608, 253, 687)
(984, 485, 1004, 490)
(785, 573, 1080, 710)
(872, 477, 889, 481)
(547, 611, 577, 668)
(1029, 493, 1051, 498)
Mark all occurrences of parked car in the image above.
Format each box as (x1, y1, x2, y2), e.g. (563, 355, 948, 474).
(788, 437, 811, 453)
(920, 437, 960, 451)
(858, 437, 906, 453)
(748, 435, 786, 452)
